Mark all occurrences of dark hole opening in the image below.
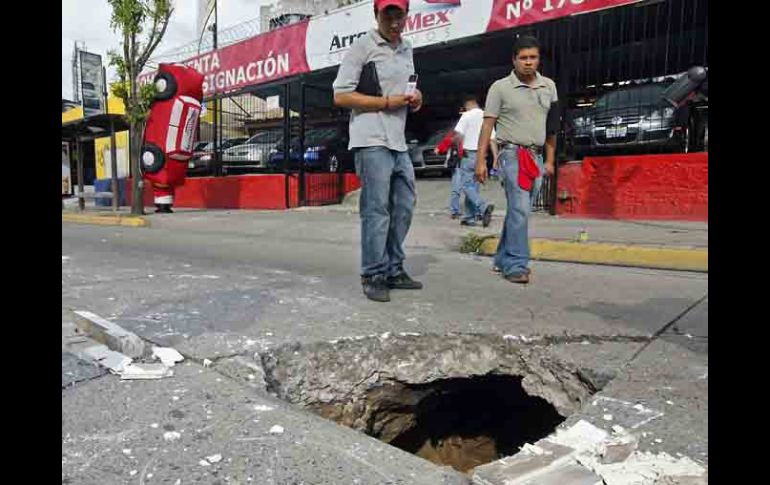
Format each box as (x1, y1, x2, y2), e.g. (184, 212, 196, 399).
(383, 375, 565, 473)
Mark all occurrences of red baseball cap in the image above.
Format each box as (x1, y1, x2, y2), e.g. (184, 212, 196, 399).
(375, 0, 409, 11)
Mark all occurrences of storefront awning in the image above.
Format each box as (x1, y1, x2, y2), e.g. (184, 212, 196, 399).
(61, 113, 130, 142)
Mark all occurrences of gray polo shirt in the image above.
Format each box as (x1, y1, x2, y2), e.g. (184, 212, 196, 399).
(484, 71, 558, 147)
(332, 29, 414, 152)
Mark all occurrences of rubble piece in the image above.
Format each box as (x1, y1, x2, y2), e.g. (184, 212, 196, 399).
(269, 425, 285, 434)
(119, 363, 173, 380)
(203, 359, 213, 368)
(547, 420, 609, 453)
(73, 310, 146, 358)
(152, 347, 185, 367)
(521, 462, 604, 485)
(163, 431, 181, 442)
(600, 435, 638, 464)
(78, 344, 133, 373)
(206, 454, 222, 464)
(520, 443, 547, 456)
(100, 351, 133, 373)
(472, 440, 576, 485)
(581, 450, 707, 485)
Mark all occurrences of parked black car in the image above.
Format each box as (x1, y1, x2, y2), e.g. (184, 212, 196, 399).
(567, 82, 706, 159)
(186, 137, 249, 176)
(266, 127, 354, 173)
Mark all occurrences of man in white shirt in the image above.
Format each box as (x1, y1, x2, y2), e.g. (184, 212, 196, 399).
(452, 94, 497, 227)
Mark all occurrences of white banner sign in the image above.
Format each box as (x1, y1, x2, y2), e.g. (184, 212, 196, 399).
(305, 0, 494, 71)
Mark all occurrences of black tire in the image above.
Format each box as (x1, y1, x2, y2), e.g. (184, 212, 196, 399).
(140, 143, 165, 174)
(153, 72, 177, 100)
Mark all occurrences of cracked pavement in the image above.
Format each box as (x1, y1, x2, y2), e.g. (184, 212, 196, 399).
(62, 200, 707, 483)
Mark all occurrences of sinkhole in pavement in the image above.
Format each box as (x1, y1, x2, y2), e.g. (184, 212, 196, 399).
(372, 375, 564, 473)
(258, 333, 603, 474)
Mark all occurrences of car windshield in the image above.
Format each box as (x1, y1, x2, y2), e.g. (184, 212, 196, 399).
(222, 138, 247, 149)
(304, 128, 338, 145)
(426, 127, 454, 146)
(593, 84, 667, 109)
(245, 132, 279, 144)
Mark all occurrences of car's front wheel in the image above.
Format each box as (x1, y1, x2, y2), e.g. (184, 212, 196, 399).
(140, 144, 165, 174)
(153, 72, 178, 101)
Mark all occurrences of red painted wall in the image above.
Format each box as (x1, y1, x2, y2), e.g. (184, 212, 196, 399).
(127, 173, 361, 210)
(556, 153, 708, 221)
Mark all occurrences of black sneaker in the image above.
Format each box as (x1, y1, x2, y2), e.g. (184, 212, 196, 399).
(362, 275, 390, 302)
(387, 272, 423, 290)
(482, 204, 494, 227)
(155, 204, 174, 214)
(451, 213, 460, 220)
(460, 220, 476, 226)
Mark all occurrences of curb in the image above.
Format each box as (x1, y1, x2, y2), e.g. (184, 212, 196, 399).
(477, 237, 707, 272)
(62, 212, 150, 228)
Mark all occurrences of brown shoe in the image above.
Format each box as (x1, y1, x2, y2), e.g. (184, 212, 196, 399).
(493, 266, 530, 275)
(503, 272, 530, 284)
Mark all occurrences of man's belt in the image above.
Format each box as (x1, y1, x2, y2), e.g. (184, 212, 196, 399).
(499, 142, 542, 154)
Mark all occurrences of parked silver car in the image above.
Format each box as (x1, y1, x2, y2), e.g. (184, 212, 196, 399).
(221, 131, 281, 174)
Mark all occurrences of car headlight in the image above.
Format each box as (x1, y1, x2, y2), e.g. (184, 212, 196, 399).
(574, 116, 592, 128)
(304, 146, 322, 161)
(644, 108, 674, 121)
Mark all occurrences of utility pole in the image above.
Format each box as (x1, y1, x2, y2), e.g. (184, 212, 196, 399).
(212, 0, 220, 176)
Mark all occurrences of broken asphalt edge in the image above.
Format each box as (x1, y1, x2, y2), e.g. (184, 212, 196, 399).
(475, 237, 707, 273)
(62, 212, 150, 228)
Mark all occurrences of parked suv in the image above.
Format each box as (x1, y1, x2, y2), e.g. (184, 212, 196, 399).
(568, 81, 706, 158)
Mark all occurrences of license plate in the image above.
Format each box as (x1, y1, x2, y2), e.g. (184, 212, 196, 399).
(188, 162, 195, 169)
(605, 126, 628, 138)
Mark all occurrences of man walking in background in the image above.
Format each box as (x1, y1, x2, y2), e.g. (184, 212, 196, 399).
(475, 35, 559, 284)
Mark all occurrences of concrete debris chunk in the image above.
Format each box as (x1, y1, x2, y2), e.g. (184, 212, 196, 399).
(152, 346, 185, 366)
(119, 363, 173, 380)
(600, 435, 638, 464)
(206, 453, 222, 464)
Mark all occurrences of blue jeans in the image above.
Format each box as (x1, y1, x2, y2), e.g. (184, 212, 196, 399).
(494, 147, 544, 276)
(459, 152, 487, 223)
(449, 167, 462, 216)
(355, 147, 416, 278)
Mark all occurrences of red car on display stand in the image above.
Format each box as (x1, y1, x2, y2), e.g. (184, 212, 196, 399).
(141, 63, 205, 213)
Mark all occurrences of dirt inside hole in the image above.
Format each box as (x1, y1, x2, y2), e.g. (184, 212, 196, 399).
(316, 374, 566, 474)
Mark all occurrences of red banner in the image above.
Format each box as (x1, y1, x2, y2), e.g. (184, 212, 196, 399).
(487, 0, 641, 32)
(140, 21, 310, 97)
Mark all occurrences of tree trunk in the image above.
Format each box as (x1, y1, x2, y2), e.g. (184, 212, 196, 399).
(130, 120, 146, 215)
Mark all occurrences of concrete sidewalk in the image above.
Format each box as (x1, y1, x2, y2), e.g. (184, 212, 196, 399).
(337, 178, 707, 271)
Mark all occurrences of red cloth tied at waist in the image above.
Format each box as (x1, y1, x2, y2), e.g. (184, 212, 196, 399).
(517, 146, 540, 191)
(436, 131, 464, 158)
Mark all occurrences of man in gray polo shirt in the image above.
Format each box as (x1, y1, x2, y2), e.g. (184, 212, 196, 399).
(476, 35, 559, 284)
(333, 0, 423, 302)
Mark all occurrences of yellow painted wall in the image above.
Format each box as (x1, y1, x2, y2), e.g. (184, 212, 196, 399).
(62, 97, 131, 180)
(95, 131, 130, 179)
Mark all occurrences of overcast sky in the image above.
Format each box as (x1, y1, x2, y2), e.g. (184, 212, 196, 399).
(62, 0, 270, 100)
